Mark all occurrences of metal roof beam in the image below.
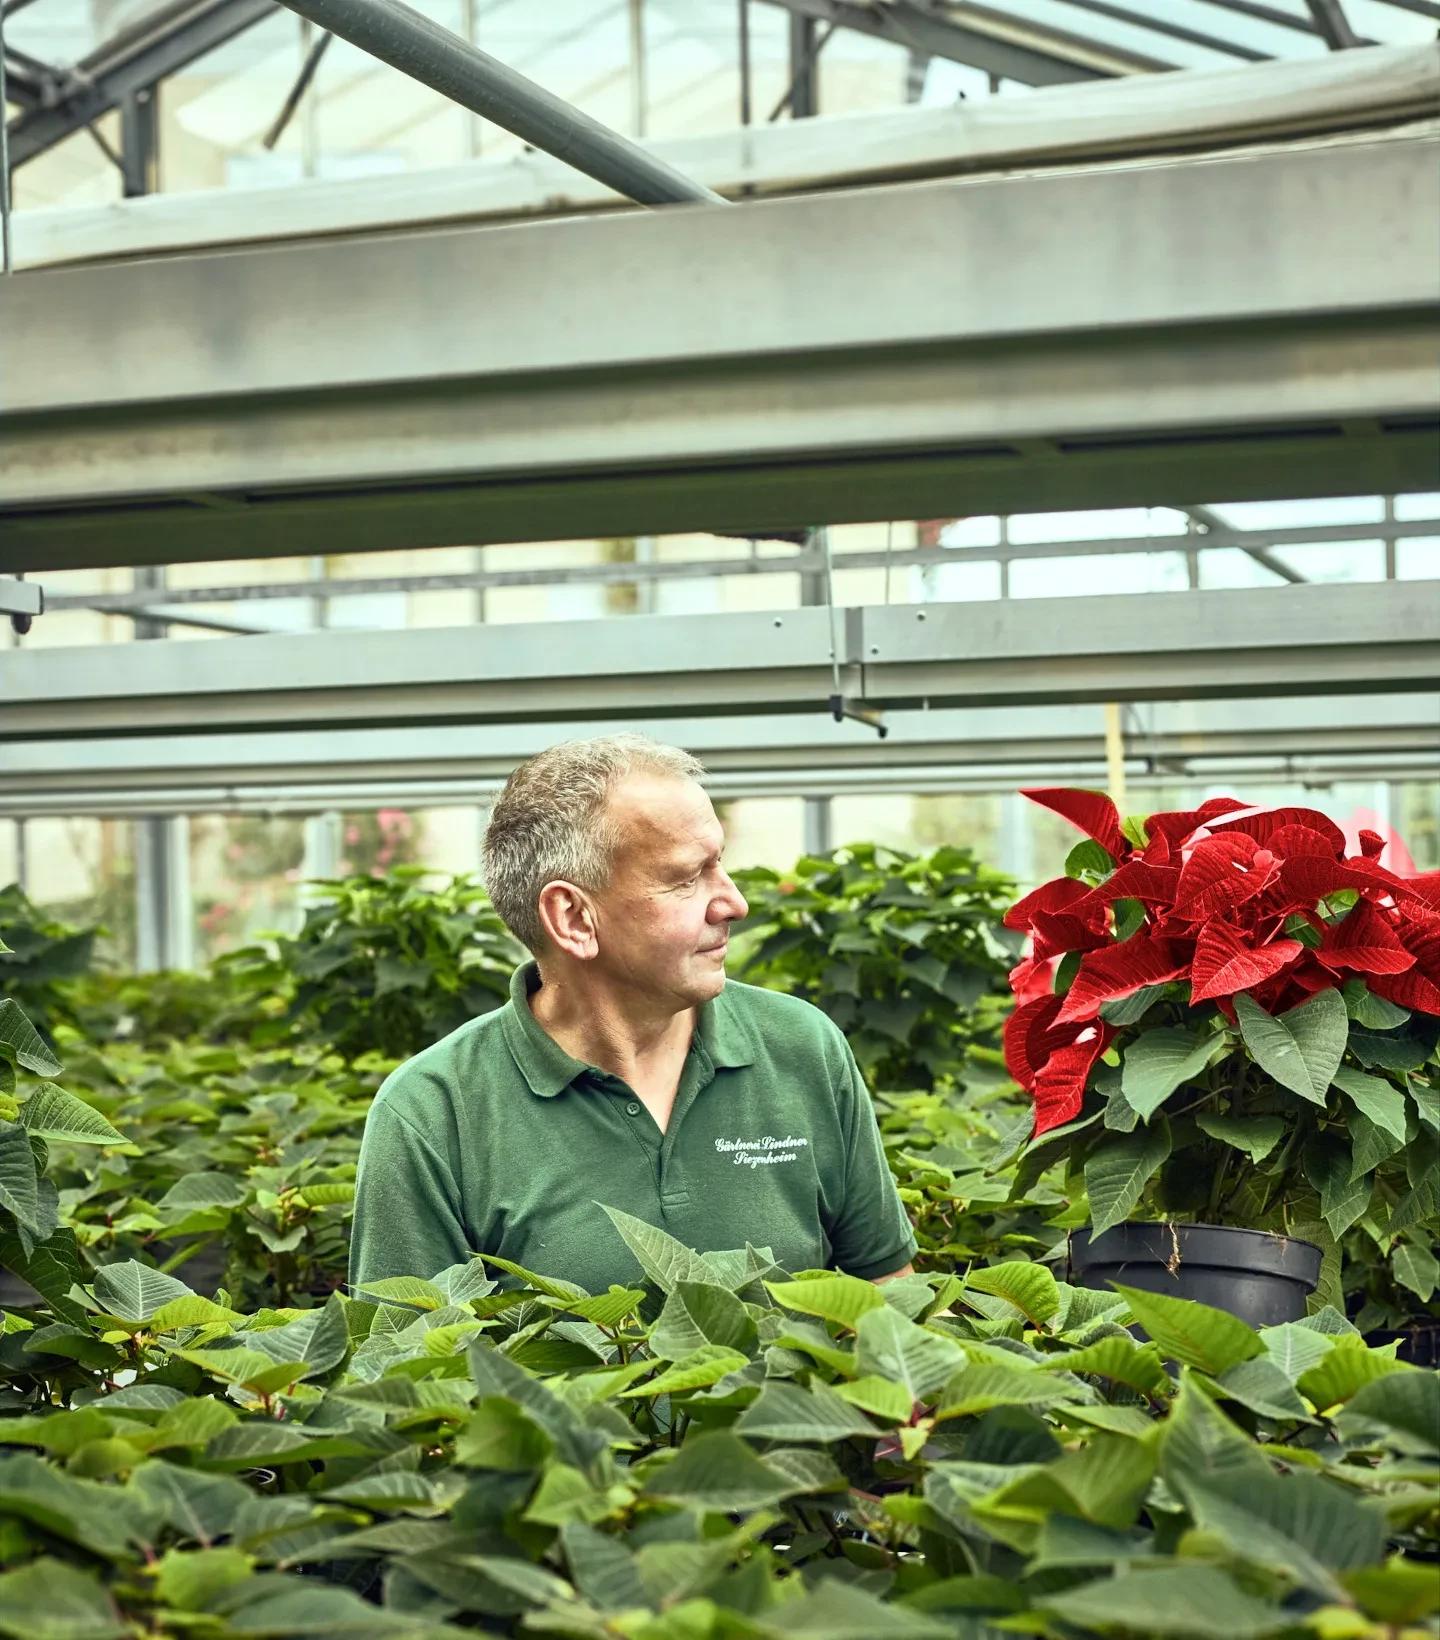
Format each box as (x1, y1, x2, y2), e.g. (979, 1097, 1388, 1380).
(758, 0, 1169, 85)
(5, 0, 278, 169)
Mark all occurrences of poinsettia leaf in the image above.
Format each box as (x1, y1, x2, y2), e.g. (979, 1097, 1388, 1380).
(1347, 1110, 1404, 1179)
(1121, 1028, 1221, 1119)
(17, 1085, 124, 1146)
(1234, 989, 1347, 1105)
(1085, 1122, 1171, 1238)
(1113, 1285, 1263, 1376)
(1331, 1066, 1408, 1142)
(644, 1430, 794, 1512)
(0, 1000, 62, 1077)
(962, 1262, 1060, 1327)
(1038, 1564, 1288, 1640)
(736, 1380, 879, 1442)
(854, 1306, 964, 1401)
(599, 1205, 713, 1293)
(1341, 978, 1411, 1030)
(0, 1121, 40, 1238)
(1193, 1112, 1283, 1163)
(766, 1273, 886, 1332)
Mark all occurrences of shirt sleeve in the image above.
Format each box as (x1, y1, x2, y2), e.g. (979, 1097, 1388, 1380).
(823, 1029, 918, 1281)
(349, 1095, 471, 1291)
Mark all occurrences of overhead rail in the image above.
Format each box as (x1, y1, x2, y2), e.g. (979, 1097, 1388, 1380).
(14, 45, 1437, 270)
(1, 694, 1434, 816)
(33, 514, 1440, 633)
(2, 583, 1436, 744)
(3, 135, 1437, 573)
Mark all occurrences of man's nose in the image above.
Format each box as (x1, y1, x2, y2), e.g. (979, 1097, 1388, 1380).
(713, 873, 748, 922)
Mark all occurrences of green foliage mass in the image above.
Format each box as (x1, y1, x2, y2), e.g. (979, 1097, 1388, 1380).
(730, 844, 1020, 1093)
(0, 1147, 1435, 1635)
(214, 868, 528, 1062)
(1, 861, 1439, 1633)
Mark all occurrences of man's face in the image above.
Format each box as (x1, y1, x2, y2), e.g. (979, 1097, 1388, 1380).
(588, 774, 749, 1008)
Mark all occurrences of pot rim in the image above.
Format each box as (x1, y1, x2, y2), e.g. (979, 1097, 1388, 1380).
(1069, 1220, 1323, 1283)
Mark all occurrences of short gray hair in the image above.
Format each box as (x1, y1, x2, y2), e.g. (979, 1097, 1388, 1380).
(482, 734, 706, 953)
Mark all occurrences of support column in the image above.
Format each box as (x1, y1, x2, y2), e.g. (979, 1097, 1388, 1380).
(135, 815, 193, 972)
(803, 795, 832, 859)
(999, 791, 1035, 887)
(119, 88, 158, 197)
(788, 15, 818, 118)
(132, 565, 193, 969)
(302, 811, 343, 900)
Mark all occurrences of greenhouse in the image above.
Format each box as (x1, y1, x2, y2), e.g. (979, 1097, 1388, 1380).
(1, 1, 1438, 1635)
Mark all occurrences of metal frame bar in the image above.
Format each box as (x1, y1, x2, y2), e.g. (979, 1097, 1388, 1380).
(1050, 0, 1270, 59)
(5, 0, 279, 170)
(758, 0, 1170, 82)
(35, 517, 1439, 617)
(2, 695, 1434, 815)
(1306, 0, 1364, 48)
(3, 583, 1436, 745)
(272, 0, 722, 206)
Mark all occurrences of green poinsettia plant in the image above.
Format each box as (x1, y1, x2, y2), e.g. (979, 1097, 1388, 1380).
(1001, 790, 1440, 1306)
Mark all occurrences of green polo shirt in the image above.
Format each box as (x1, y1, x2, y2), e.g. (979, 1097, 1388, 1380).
(349, 963, 916, 1296)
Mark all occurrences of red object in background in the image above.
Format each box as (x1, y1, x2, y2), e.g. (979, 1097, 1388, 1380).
(1002, 789, 1440, 1136)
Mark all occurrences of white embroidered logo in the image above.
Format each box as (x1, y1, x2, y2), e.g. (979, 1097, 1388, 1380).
(714, 1135, 809, 1168)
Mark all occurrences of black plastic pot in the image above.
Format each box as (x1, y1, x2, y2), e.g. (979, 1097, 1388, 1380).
(1069, 1222, 1323, 1331)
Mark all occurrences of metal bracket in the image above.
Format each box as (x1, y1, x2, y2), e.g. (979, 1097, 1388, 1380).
(1, 576, 43, 635)
(828, 693, 888, 738)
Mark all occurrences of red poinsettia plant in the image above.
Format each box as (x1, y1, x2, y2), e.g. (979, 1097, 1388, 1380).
(1001, 790, 1440, 1305)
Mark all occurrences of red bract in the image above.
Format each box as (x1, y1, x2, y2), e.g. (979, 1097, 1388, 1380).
(1207, 805, 1347, 856)
(1032, 1024, 1113, 1134)
(1075, 861, 1180, 911)
(1172, 834, 1278, 922)
(1055, 937, 1189, 1025)
(1006, 789, 1439, 1138)
(1020, 788, 1129, 862)
(1316, 898, 1415, 977)
(1190, 922, 1303, 1004)
(1004, 876, 1102, 934)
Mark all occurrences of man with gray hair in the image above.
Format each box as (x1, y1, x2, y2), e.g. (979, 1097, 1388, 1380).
(349, 734, 916, 1294)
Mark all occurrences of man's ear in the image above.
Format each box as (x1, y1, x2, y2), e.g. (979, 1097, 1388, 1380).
(536, 880, 599, 961)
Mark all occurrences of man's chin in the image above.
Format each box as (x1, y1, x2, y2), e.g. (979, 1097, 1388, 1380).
(684, 963, 728, 1002)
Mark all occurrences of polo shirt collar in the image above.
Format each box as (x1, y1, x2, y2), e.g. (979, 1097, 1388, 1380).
(501, 962, 588, 1098)
(501, 961, 756, 1098)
